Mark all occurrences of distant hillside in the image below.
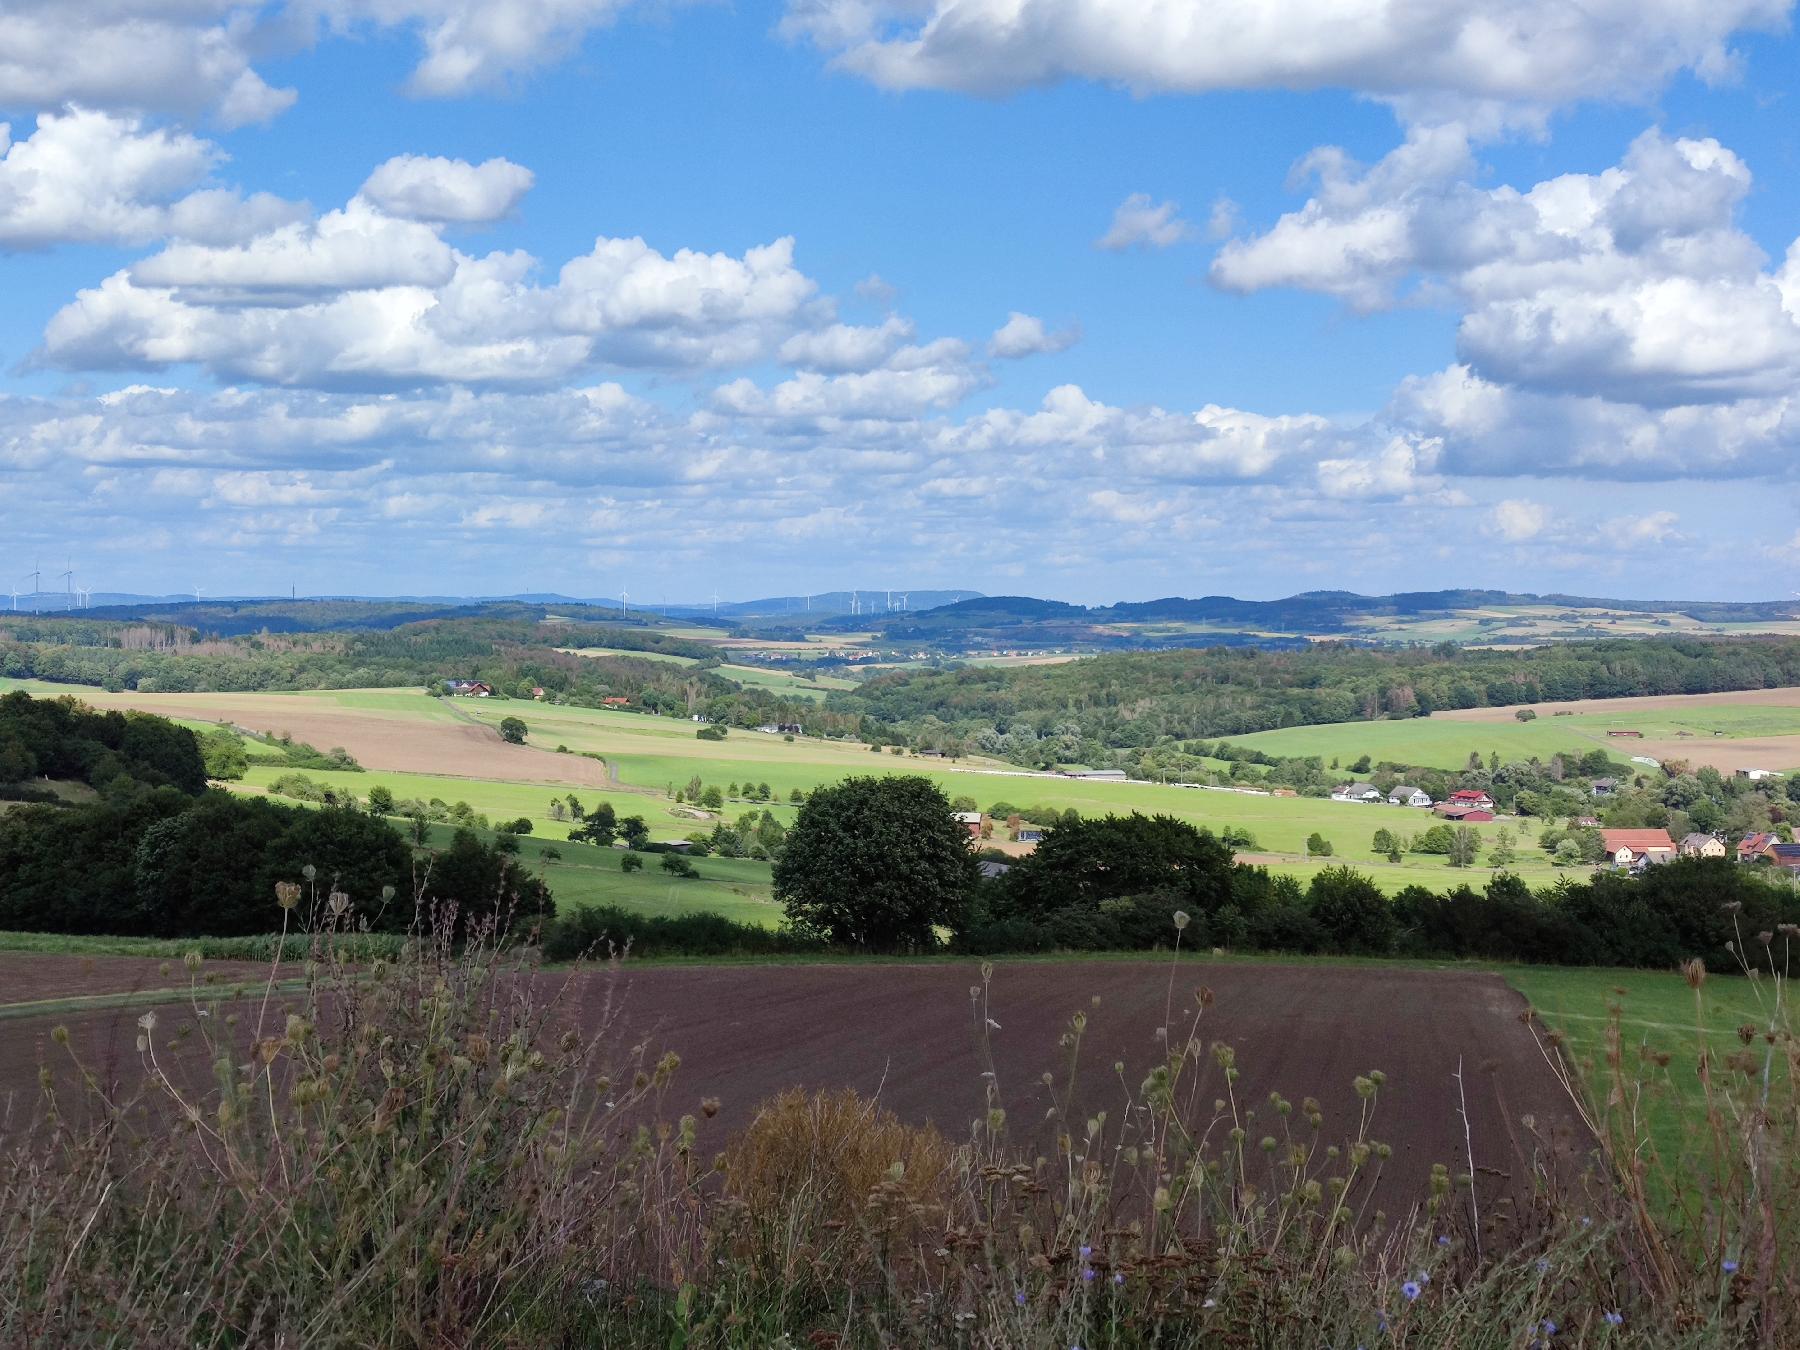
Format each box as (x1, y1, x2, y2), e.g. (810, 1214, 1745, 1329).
(825, 635, 1800, 770)
(816, 589, 1800, 652)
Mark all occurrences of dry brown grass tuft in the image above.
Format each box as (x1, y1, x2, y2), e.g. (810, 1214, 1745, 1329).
(720, 1086, 956, 1228)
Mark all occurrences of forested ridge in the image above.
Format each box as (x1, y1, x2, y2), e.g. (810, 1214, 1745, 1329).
(0, 612, 864, 732)
(831, 637, 1800, 762)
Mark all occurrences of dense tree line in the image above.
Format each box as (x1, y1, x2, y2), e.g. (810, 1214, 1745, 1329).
(960, 814, 1798, 973)
(828, 636, 1800, 767)
(0, 695, 551, 938)
(759, 784, 1800, 973)
(0, 690, 205, 793)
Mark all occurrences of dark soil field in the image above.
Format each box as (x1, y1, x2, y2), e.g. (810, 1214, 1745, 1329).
(0, 954, 273, 1010)
(0, 959, 1594, 1218)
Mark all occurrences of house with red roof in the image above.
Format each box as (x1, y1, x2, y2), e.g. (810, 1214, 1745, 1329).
(1739, 831, 1779, 864)
(1600, 829, 1676, 867)
(1447, 789, 1495, 812)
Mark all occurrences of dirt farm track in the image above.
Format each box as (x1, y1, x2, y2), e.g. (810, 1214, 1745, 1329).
(2, 958, 1595, 1218)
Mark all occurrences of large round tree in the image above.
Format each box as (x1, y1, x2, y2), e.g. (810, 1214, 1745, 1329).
(773, 775, 978, 951)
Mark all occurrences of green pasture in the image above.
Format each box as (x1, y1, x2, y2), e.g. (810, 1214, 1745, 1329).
(1226, 717, 1609, 771)
(237, 763, 737, 840)
(453, 700, 1567, 877)
(716, 663, 857, 697)
(1506, 962, 1791, 1212)
(558, 646, 701, 665)
(454, 828, 781, 927)
(1229, 699, 1800, 772)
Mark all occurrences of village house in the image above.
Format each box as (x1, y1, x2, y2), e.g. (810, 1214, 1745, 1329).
(1387, 785, 1431, 807)
(1738, 831, 1778, 864)
(1600, 828, 1677, 867)
(952, 811, 984, 838)
(1737, 768, 1780, 782)
(1769, 843, 1800, 872)
(1679, 833, 1726, 859)
(600, 696, 630, 706)
(1590, 777, 1618, 797)
(444, 679, 493, 697)
(1330, 782, 1383, 803)
(1447, 789, 1495, 812)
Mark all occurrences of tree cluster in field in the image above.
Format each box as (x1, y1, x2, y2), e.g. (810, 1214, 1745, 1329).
(0, 695, 551, 938)
(670, 776, 788, 811)
(828, 636, 1800, 766)
(757, 775, 1800, 972)
(0, 689, 207, 793)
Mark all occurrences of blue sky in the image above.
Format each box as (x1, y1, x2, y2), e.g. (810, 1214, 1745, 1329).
(4, 2, 1800, 605)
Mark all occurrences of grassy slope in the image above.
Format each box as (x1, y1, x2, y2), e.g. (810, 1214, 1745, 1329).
(1228, 703, 1800, 771)
(461, 829, 781, 927)
(1504, 963, 1786, 1212)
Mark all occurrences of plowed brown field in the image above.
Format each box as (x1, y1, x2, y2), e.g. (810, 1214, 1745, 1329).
(2, 959, 1594, 1217)
(21, 688, 615, 787)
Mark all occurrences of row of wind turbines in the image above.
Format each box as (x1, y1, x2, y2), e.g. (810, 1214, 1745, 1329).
(9, 559, 97, 613)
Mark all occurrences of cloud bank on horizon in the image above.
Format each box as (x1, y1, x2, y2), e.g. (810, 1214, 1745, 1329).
(2, 0, 1798, 601)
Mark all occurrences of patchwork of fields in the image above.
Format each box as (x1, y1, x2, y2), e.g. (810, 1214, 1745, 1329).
(2, 677, 1623, 909)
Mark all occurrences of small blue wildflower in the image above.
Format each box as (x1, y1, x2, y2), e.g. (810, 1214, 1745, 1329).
(1416, 1271, 1430, 1286)
(1014, 1291, 1027, 1307)
(1112, 1272, 1125, 1287)
(1535, 1258, 1551, 1274)
(1580, 1216, 1593, 1228)
(1081, 1267, 1096, 1284)
(1079, 1245, 1092, 1260)
(1604, 1312, 1624, 1327)
(1402, 1281, 1422, 1302)
(1437, 1235, 1451, 1247)
(1723, 1259, 1740, 1274)
(1542, 1319, 1558, 1336)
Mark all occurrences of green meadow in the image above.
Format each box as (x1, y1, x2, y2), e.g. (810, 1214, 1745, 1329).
(1504, 961, 1791, 1210)
(450, 700, 1568, 883)
(1227, 700, 1800, 771)
(451, 827, 781, 927)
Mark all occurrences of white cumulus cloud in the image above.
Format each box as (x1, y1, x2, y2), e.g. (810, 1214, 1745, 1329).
(1489, 498, 1551, 541)
(781, 0, 1788, 120)
(988, 312, 1080, 358)
(360, 154, 535, 224)
(1218, 128, 1800, 407)
(0, 108, 303, 252)
(1097, 194, 1195, 251)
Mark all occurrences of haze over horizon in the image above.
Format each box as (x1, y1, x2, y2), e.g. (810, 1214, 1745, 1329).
(6, 2, 1800, 603)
